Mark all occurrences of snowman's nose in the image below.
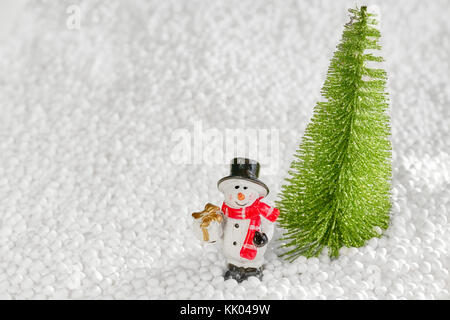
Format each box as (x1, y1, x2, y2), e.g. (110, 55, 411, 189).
(237, 193, 245, 201)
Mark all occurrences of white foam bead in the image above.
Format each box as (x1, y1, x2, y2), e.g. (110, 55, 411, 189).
(265, 291, 282, 300)
(20, 277, 34, 290)
(342, 276, 356, 287)
(175, 270, 188, 283)
(422, 220, 436, 234)
(9, 273, 23, 285)
(331, 286, 344, 297)
(203, 284, 215, 298)
(224, 279, 238, 289)
(0, 290, 11, 300)
(262, 270, 274, 281)
(242, 276, 261, 288)
(233, 285, 246, 296)
(300, 274, 311, 285)
(210, 276, 223, 287)
(16, 289, 35, 300)
(316, 271, 328, 282)
(210, 265, 223, 277)
(307, 262, 320, 273)
(419, 262, 432, 274)
(423, 274, 435, 284)
(390, 283, 404, 296)
(200, 271, 213, 282)
(210, 290, 224, 300)
(131, 278, 146, 290)
(290, 286, 306, 299)
(297, 262, 307, 273)
(353, 261, 364, 271)
(393, 245, 407, 258)
(41, 284, 55, 296)
(285, 264, 298, 276)
(275, 283, 290, 296)
(223, 292, 235, 300)
(190, 274, 201, 284)
(87, 285, 102, 297)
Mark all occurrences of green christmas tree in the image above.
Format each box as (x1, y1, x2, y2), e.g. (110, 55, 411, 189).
(277, 6, 392, 260)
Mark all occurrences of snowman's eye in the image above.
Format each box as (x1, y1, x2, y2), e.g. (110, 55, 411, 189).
(235, 186, 239, 189)
(243, 186, 248, 190)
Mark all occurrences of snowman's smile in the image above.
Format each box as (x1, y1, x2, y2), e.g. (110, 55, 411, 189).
(235, 201, 249, 207)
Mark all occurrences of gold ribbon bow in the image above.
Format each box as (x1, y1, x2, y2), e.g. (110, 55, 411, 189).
(192, 203, 223, 241)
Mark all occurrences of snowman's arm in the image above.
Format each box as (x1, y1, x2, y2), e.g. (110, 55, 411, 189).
(260, 216, 275, 241)
(219, 210, 226, 236)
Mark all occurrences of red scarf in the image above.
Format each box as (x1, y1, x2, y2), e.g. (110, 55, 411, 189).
(221, 197, 279, 260)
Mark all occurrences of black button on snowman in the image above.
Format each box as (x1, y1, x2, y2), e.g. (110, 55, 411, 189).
(192, 158, 280, 282)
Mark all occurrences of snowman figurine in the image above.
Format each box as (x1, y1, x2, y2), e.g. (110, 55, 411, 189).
(217, 157, 279, 282)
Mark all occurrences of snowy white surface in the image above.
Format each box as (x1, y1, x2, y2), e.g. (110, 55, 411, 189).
(0, 0, 449, 300)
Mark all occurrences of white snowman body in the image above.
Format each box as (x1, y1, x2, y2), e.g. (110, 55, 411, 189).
(219, 179, 275, 268)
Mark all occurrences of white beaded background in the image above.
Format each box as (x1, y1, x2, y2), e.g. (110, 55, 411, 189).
(0, 0, 449, 300)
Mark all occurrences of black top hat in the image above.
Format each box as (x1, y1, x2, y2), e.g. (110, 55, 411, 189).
(217, 158, 269, 196)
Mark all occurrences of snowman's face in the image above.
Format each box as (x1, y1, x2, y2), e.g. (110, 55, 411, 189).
(220, 180, 261, 209)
